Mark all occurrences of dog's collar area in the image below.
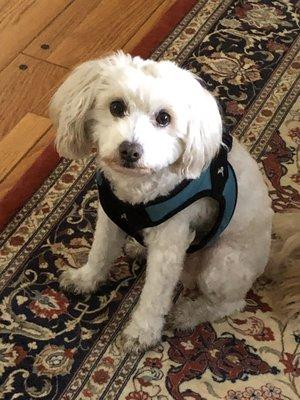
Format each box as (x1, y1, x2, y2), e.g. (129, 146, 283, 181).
(96, 131, 237, 253)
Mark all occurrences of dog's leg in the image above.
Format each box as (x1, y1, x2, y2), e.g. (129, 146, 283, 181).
(170, 241, 266, 330)
(122, 222, 191, 352)
(60, 205, 126, 293)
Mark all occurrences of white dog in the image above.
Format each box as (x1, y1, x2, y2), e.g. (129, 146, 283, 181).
(50, 52, 273, 352)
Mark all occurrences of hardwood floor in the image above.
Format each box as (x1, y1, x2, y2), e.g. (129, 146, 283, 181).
(0, 54, 67, 138)
(0, 114, 53, 197)
(0, 0, 73, 71)
(0, 0, 177, 226)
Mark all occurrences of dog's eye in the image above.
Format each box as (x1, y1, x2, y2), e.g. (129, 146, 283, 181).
(110, 100, 127, 117)
(156, 110, 171, 127)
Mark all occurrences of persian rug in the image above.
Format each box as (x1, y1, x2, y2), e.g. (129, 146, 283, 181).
(0, 1, 299, 399)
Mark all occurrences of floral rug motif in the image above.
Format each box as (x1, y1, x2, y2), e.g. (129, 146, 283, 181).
(0, 1, 299, 399)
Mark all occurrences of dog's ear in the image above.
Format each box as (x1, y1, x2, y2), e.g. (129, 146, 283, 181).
(49, 60, 102, 160)
(180, 79, 223, 179)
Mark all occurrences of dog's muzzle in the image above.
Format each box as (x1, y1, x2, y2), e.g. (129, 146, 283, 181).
(119, 141, 143, 168)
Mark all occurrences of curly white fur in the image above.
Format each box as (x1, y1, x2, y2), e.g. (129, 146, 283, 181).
(50, 52, 273, 352)
(266, 212, 300, 321)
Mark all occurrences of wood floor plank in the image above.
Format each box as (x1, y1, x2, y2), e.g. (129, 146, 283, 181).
(0, 54, 67, 139)
(0, 113, 52, 183)
(46, 0, 165, 68)
(0, 125, 59, 230)
(0, 125, 55, 198)
(24, 0, 100, 61)
(0, 0, 73, 71)
(123, 0, 177, 53)
(30, 0, 175, 118)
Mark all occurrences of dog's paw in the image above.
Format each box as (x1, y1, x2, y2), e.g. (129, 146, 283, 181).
(168, 296, 246, 330)
(59, 263, 105, 294)
(120, 333, 147, 354)
(121, 319, 161, 353)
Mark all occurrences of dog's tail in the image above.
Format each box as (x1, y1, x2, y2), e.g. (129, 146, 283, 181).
(266, 211, 300, 320)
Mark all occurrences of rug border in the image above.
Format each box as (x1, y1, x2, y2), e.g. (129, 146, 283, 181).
(0, 0, 198, 231)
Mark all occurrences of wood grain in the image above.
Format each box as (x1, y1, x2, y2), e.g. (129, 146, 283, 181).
(0, 126, 59, 229)
(46, 0, 165, 68)
(0, 113, 52, 183)
(0, 54, 67, 139)
(24, 0, 100, 61)
(0, 126, 55, 198)
(0, 0, 73, 71)
(123, 0, 177, 53)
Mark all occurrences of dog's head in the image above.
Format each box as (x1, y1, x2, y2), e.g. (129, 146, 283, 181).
(50, 52, 222, 179)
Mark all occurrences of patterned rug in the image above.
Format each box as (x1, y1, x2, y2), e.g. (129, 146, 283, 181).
(0, 1, 299, 399)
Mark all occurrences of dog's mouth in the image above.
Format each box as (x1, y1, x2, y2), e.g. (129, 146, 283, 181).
(102, 157, 153, 176)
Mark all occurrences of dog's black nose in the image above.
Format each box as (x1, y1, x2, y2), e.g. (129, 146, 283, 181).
(119, 141, 143, 163)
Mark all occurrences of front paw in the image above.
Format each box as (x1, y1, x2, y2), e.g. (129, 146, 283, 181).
(59, 263, 106, 294)
(121, 318, 162, 354)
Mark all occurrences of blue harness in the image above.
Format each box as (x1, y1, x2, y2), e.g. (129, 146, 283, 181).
(96, 134, 237, 253)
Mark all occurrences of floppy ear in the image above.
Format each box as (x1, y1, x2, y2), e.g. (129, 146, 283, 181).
(181, 79, 223, 179)
(49, 60, 101, 159)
